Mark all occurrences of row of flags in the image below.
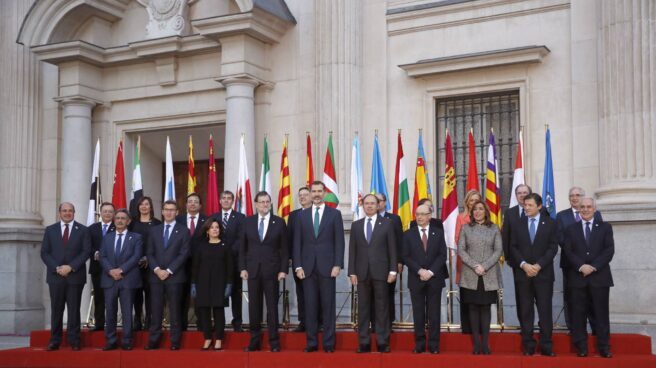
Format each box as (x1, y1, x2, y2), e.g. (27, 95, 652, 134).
(88, 126, 557, 249)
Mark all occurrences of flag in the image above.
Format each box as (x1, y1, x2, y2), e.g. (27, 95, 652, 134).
(164, 136, 176, 202)
(277, 135, 293, 222)
(542, 128, 556, 219)
(205, 135, 220, 216)
(412, 131, 432, 217)
(187, 136, 197, 195)
(394, 131, 411, 230)
(129, 136, 143, 218)
(306, 132, 314, 186)
(370, 132, 390, 211)
(441, 130, 458, 250)
(509, 129, 525, 208)
(322, 133, 339, 208)
(87, 139, 101, 225)
(259, 136, 272, 197)
(466, 128, 480, 192)
(350, 134, 364, 220)
(485, 131, 502, 227)
(235, 135, 254, 216)
(112, 140, 127, 209)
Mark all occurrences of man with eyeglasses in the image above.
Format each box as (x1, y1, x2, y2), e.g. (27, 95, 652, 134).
(239, 191, 288, 352)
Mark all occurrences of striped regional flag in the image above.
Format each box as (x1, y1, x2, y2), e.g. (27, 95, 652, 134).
(322, 132, 339, 208)
(277, 135, 293, 222)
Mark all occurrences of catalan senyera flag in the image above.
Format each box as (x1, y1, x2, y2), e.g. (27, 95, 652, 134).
(485, 131, 502, 227)
(509, 129, 525, 208)
(412, 131, 431, 218)
(187, 136, 197, 195)
(112, 140, 127, 209)
(322, 133, 339, 208)
(393, 131, 411, 230)
(235, 135, 254, 216)
(467, 128, 480, 192)
(441, 131, 458, 250)
(205, 135, 220, 216)
(306, 132, 314, 186)
(277, 135, 292, 222)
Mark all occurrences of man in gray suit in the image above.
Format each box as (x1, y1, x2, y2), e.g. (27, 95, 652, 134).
(348, 194, 397, 353)
(100, 209, 143, 351)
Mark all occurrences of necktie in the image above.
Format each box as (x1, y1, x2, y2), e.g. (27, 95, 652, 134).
(520, 207, 526, 219)
(421, 228, 428, 252)
(313, 207, 320, 237)
(366, 218, 373, 244)
(164, 224, 171, 248)
(189, 216, 196, 235)
(63, 223, 70, 246)
(575, 211, 581, 222)
(259, 217, 265, 241)
(223, 212, 229, 229)
(585, 222, 591, 243)
(102, 223, 108, 237)
(529, 218, 536, 244)
(115, 233, 123, 258)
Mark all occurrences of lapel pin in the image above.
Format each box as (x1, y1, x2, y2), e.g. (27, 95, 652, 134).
(431, 232, 435, 236)
(595, 224, 599, 227)
(272, 220, 276, 224)
(541, 222, 545, 225)
(75, 226, 79, 230)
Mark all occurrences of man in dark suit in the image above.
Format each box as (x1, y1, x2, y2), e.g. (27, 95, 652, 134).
(211, 190, 246, 331)
(145, 200, 190, 350)
(409, 198, 444, 231)
(403, 204, 448, 354)
(509, 193, 558, 356)
(563, 197, 614, 358)
(293, 180, 345, 353)
(287, 186, 313, 332)
(349, 194, 397, 353)
(40, 202, 92, 351)
(240, 191, 288, 352)
(88, 202, 115, 331)
(176, 193, 207, 331)
(100, 209, 143, 351)
(556, 186, 603, 333)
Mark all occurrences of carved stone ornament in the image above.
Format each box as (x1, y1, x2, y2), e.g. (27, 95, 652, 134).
(137, 0, 197, 38)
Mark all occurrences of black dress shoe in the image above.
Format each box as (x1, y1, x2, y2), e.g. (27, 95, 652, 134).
(523, 349, 535, 356)
(324, 347, 335, 353)
(133, 323, 143, 331)
(170, 345, 180, 351)
(244, 346, 261, 352)
(144, 344, 158, 350)
(46, 343, 59, 351)
(377, 345, 390, 353)
(233, 324, 243, 332)
(303, 346, 318, 353)
(271, 346, 281, 353)
(293, 324, 305, 332)
(102, 344, 118, 351)
(541, 350, 556, 357)
(429, 348, 440, 354)
(356, 345, 371, 353)
(576, 350, 588, 357)
(481, 347, 491, 355)
(412, 348, 425, 354)
(599, 350, 613, 358)
(71, 345, 81, 351)
(122, 345, 132, 351)
(92, 327, 104, 332)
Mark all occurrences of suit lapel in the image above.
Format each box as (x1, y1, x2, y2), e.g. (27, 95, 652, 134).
(370, 218, 385, 245)
(317, 207, 330, 237)
(262, 215, 276, 243)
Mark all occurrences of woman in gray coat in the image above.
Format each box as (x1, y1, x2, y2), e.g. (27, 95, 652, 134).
(457, 201, 502, 355)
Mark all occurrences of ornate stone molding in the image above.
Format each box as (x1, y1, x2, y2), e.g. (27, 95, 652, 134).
(136, 0, 197, 39)
(192, 7, 294, 44)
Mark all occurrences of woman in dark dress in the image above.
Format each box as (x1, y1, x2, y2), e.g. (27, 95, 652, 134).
(457, 201, 503, 355)
(128, 196, 161, 330)
(192, 218, 234, 350)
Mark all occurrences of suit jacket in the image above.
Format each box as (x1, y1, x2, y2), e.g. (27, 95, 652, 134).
(146, 222, 190, 284)
(380, 212, 404, 265)
(41, 221, 92, 285)
(409, 218, 443, 231)
(293, 205, 345, 278)
(287, 208, 302, 260)
(402, 226, 448, 290)
(212, 210, 245, 256)
(88, 222, 115, 274)
(348, 216, 397, 282)
(509, 214, 559, 283)
(501, 205, 522, 268)
(563, 220, 614, 288)
(175, 213, 207, 251)
(556, 208, 603, 268)
(100, 231, 143, 289)
(239, 213, 289, 279)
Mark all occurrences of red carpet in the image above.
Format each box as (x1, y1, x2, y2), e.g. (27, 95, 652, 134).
(0, 330, 654, 368)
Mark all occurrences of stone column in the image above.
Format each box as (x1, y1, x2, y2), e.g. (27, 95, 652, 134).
(0, 0, 45, 334)
(220, 77, 259, 190)
(315, 0, 363, 204)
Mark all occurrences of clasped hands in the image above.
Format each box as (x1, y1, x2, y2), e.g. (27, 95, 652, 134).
(580, 264, 596, 277)
(521, 263, 542, 278)
(108, 268, 123, 281)
(418, 268, 433, 282)
(56, 265, 72, 277)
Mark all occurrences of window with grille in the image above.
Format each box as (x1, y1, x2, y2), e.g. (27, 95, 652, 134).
(436, 91, 520, 214)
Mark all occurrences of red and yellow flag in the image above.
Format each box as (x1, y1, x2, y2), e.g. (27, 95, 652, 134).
(205, 135, 220, 215)
(306, 132, 314, 186)
(278, 135, 293, 222)
(187, 136, 197, 195)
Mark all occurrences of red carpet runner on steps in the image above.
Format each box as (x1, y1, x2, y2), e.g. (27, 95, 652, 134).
(1, 330, 654, 368)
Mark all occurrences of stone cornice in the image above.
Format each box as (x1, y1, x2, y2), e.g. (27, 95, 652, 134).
(192, 7, 294, 44)
(398, 45, 550, 78)
(53, 95, 103, 107)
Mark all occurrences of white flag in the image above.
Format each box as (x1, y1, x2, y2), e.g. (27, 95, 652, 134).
(164, 136, 176, 202)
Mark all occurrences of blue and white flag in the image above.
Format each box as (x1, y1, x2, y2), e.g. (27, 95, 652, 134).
(370, 133, 390, 211)
(542, 128, 556, 219)
(164, 136, 176, 202)
(350, 134, 364, 220)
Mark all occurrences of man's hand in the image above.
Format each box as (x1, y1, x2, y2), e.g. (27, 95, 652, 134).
(387, 273, 397, 284)
(418, 268, 431, 282)
(109, 268, 123, 281)
(397, 263, 404, 274)
(138, 256, 148, 269)
(155, 268, 169, 281)
(296, 268, 305, 280)
(330, 266, 341, 278)
(277, 272, 287, 281)
(57, 265, 72, 277)
(94, 251, 100, 261)
(522, 263, 538, 278)
(240, 270, 249, 280)
(580, 264, 595, 277)
(350, 275, 358, 286)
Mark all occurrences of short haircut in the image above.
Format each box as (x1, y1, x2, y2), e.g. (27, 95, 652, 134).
(162, 200, 178, 209)
(569, 186, 585, 196)
(515, 184, 532, 195)
(417, 198, 432, 207)
(221, 191, 234, 200)
(186, 192, 202, 204)
(523, 193, 542, 206)
(100, 202, 115, 210)
(58, 202, 75, 212)
(580, 197, 596, 207)
(310, 180, 326, 190)
(201, 218, 223, 240)
(298, 186, 310, 194)
(362, 193, 380, 203)
(114, 208, 130, 217)
(375, 192, 387, 202)
(254, 191, 271, 202)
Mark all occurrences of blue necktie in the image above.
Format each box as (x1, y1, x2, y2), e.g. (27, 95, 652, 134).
(164, 224, 171, 248)
(102, 223, 108, 237)
(575, 211, 581, 222)
(258, 217, 265, 241)
(529, 218, 536, 244)
(115, 233, 123, 258)
(366, 218, 373, 244)
(313, 207, 320, 237)
(585, 222, 591, 243)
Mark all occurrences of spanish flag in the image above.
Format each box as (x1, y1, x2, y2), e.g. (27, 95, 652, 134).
(187, 136, 197, 195)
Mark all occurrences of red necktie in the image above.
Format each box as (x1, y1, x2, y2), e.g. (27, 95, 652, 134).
(421, 228, 428, 252)
(63, 223, 70, 246)
(190, 216, 196, 235)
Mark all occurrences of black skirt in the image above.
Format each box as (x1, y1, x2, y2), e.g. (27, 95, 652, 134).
(460, 276, 497, 306)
